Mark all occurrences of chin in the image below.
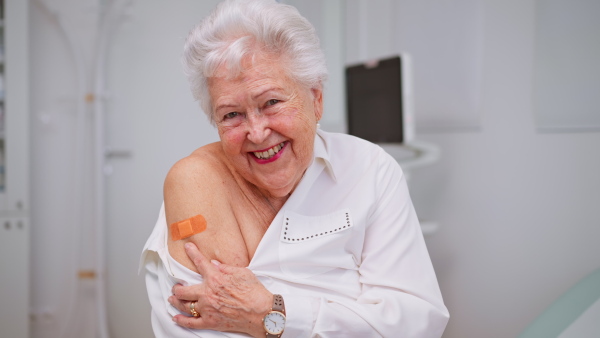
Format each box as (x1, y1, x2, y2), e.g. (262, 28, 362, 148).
(258, 178, 296, 197)
(261, 184, 292, 198)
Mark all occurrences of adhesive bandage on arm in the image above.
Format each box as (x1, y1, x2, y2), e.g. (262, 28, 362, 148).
(170, 214, 207, 241)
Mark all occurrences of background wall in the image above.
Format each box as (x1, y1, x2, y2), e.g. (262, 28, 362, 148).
(103, 2, 221, 337)
(30, 1, 221, 337)
(26, 0, 600, 338)
(404, 1, 600, 337)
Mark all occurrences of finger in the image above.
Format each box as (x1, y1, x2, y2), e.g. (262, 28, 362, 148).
(184, 242, 217, 276)
(168, 295, 194, 316)
(171, 283, 199, 302)
(172, 314, 208, 330)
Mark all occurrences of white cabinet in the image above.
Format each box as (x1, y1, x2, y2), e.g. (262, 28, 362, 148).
(0, 0, 30, 337)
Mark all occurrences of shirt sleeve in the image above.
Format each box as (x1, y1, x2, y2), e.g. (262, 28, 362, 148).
(144, 251, 199, 337)
(281, 152, 449, 338)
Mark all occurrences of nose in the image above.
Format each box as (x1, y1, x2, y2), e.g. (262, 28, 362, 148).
(246, 112, 271, 144)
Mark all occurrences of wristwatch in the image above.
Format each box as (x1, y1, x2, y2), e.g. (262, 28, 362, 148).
(263, 294, 286, 337)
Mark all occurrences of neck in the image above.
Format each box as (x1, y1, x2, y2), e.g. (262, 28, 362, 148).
(221, 163, 283, 227)
(263, 194, 288, 212)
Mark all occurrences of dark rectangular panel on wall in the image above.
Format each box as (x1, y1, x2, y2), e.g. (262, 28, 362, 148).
(346, 56, 404, 143)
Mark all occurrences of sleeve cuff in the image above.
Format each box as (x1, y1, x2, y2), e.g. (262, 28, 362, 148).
(281, 294, 319, 337)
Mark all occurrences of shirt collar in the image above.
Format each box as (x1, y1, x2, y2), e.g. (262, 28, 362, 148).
(314, 129, 338, 183)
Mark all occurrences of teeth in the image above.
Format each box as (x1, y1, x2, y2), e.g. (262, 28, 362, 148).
(253, 142, 285, 159)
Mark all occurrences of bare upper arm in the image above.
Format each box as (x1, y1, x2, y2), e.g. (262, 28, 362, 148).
(163, 144, 248, 270)
(164, 151, 221, 225)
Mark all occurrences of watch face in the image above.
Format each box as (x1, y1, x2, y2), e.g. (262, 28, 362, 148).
(264, 311, 286, 334)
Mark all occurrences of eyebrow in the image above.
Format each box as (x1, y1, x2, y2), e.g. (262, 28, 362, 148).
(214, 86, 284, 112)
(214, 102, 238, 112)
(252, 86, 283, 100)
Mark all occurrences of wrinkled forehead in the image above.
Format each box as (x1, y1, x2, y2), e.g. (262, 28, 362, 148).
(208, 54, 301, 104)
(207, 49, 303, 100)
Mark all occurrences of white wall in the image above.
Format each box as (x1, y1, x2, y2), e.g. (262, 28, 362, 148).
(404, 1, 600, 337)
(30, 1, 102, 336)
(104, 2, 224, 337)
(31, 1, 220, 337)
(28, 0, 600, 338)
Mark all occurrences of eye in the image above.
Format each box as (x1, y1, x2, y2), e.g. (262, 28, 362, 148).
(223, 112, 239, 120)
(265, 99, 280, 107)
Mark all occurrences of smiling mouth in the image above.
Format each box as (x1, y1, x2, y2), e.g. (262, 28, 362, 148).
(252, 142, 286, 160)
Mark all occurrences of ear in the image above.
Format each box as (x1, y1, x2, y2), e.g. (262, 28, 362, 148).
(311, 86, 324, 122)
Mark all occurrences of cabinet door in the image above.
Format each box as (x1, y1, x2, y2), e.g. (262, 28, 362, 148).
(0, 0, 30, 337)
(1, 0, 29, 212)
(0, 216, 30, 338)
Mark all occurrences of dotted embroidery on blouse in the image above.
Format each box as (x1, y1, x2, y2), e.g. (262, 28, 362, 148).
(282, 210, 352, 243)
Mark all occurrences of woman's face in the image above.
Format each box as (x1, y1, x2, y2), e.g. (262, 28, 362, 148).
(209, 53, 323, 199)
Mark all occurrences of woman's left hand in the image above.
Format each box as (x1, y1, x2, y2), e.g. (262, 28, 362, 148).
(169, 242, 273, 337)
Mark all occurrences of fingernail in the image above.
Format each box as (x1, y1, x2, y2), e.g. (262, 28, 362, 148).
(185, 242, 193, 250)
(211, 260, 221, 266)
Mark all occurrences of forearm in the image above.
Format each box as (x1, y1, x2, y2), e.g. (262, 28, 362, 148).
(282, 290, 448, 338)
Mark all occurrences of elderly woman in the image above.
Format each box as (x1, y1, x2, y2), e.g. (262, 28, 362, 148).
(140, 0, 449, 337)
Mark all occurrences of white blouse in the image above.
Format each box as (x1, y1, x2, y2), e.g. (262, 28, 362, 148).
(140, 130, 449, 337)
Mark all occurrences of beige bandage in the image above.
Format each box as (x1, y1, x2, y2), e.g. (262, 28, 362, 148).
(170, 214, 207, 241)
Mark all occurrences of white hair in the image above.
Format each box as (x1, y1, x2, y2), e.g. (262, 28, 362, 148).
(182, 0, 328, 124)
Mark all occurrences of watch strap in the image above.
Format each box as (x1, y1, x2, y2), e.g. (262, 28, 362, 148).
(272, 294, 285, 314)
(266, 294, 285, 337)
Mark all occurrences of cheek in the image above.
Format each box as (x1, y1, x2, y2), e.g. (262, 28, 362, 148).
(273, 110, 315, 147)
(218, 127, 247, 155)
(281, 100, 317, 130)
(283, 113, 317, 157)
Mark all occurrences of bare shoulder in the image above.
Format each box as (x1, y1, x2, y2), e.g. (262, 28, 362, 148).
(163, 142, 229, 224)
(164, 142, 249, 270)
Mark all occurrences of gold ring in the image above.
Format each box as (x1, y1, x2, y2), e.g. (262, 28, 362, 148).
(190, 301, 200, 318)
